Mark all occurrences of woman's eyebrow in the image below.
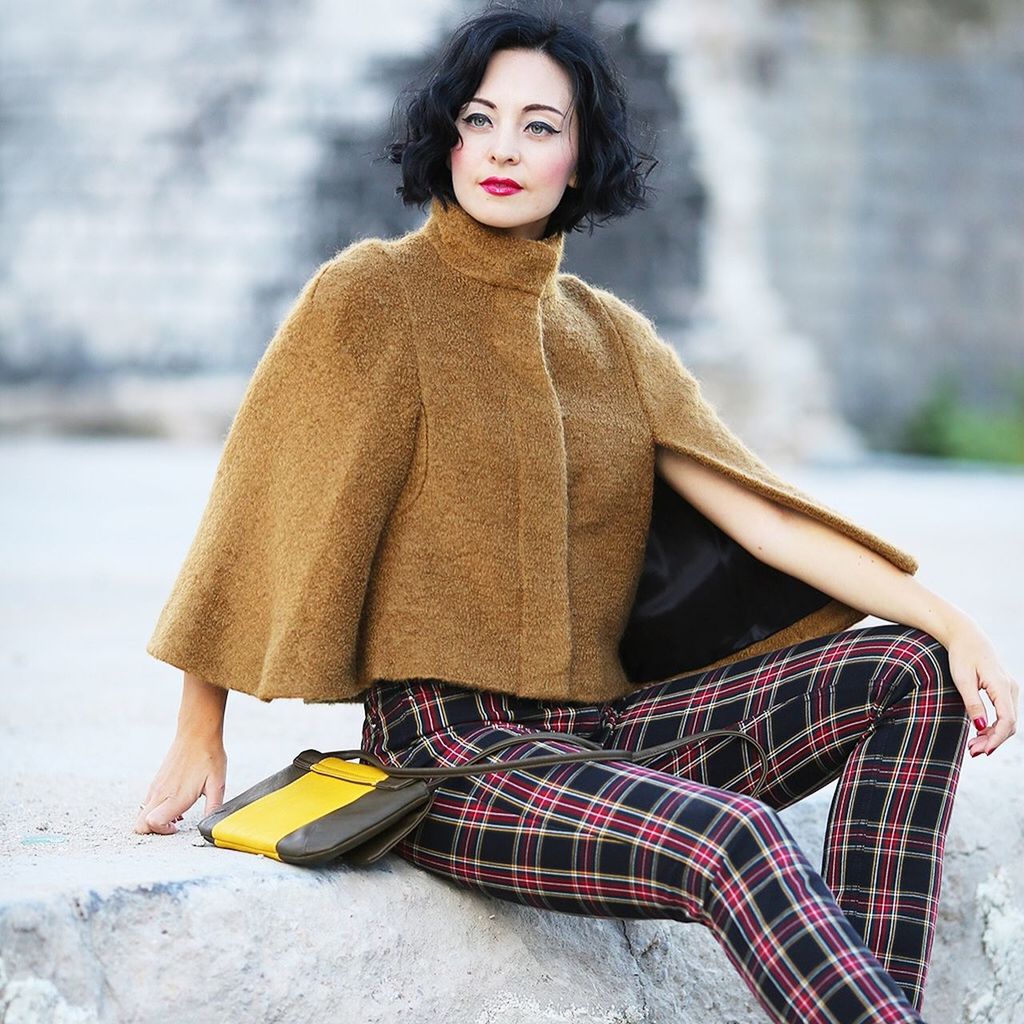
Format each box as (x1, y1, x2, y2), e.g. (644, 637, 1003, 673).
(464, 96, 565, 117)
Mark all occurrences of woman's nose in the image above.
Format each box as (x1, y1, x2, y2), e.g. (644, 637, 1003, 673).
(488, 128, 520, 164)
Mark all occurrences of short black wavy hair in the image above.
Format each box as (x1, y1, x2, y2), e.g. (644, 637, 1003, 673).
(383, 2, 658, 237)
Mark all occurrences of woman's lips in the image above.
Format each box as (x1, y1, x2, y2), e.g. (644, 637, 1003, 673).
(480, 180, 522, 196)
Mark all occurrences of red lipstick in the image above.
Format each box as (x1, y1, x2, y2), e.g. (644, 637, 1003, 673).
(480, 177, 523, 196)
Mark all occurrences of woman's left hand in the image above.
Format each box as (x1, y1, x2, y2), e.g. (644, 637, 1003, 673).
(943, 616, 1019, 757)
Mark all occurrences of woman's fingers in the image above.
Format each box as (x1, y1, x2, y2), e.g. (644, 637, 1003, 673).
(203, 777, 226, 818)
(947, 640, 988, 728)
(951, 666, 989, 755)
(134, 781, 225, 833)
(135, 793, 189, 835)
(133, 736, 228, 836)
(966, 670, 1019, 757)
(984, 674, 1018, 752)
(947, 623, 1018, 759)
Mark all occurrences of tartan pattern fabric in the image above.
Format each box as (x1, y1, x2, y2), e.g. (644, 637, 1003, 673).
(361, 624, 969, 1024)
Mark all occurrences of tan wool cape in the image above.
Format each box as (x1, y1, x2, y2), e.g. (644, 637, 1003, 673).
(146, 197, 918, 706)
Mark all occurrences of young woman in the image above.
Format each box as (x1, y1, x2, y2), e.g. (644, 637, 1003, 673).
(136, 8, 1018, 1023)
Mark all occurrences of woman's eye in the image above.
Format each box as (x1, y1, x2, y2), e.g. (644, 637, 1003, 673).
(460, 113, 559, 136)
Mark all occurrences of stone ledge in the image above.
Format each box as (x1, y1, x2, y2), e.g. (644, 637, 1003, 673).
(0, 841, 759, 1024)
(5, 790, 1020, 1024)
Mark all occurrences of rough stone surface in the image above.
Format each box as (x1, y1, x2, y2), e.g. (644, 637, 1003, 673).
(751, 0, 1024, 443)
(1, 437, 1021, 1022)
(7, 0, 1020, 457)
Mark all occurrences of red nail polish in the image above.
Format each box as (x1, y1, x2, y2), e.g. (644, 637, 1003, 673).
(974, 716, 988, 731)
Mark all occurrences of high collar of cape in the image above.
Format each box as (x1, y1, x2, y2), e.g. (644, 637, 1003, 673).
(419, 196, 566, 297)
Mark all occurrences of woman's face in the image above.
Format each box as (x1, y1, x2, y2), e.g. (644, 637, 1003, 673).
(448, 47, 579, 240)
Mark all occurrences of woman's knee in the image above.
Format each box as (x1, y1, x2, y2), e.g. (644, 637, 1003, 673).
(881, 626, 961, 704)
(873, 627, 971, 762)
(681, 791, 807, 902)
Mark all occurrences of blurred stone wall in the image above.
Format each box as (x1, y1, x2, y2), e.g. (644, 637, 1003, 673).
(0, 0, 459, 382)
(754, 0, 1024, 446)
(0, 0, 1020, 455)
(0, 0, 702, 382)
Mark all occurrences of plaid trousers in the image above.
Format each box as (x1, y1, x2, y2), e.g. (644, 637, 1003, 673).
(361, 623, 970, 1024)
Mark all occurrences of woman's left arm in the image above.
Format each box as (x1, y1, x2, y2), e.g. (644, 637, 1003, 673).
(656, 446, 1020, 756)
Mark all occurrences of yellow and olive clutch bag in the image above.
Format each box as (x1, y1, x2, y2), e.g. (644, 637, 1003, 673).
(198, 727, 769, 868)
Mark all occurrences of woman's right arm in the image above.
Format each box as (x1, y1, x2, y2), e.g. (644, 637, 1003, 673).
(134, 671, 228, 835)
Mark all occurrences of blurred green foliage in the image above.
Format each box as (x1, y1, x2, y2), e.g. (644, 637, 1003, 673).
(897, 370, 1024, 464)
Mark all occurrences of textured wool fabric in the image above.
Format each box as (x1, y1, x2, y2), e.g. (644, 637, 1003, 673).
(146, 197, 918, 705)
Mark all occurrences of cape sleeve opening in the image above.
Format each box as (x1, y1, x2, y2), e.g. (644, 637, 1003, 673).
(595, 287, 919, 684)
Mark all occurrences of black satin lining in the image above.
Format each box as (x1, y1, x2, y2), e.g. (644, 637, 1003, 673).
(619, 470, 834, 685)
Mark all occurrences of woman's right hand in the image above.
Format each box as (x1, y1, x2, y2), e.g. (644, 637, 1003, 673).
(134, 732, 227, 835)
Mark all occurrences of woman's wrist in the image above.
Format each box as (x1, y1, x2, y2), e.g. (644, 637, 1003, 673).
(929, 600, 979, 648)
(176, 671, 228, 743)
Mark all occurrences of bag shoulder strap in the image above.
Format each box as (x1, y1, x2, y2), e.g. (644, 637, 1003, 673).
(300, 725, 770, 798)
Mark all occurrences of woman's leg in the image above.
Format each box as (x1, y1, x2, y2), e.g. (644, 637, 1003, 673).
(604, 623, 971, 1011)
(362, 675, 930, 1024)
